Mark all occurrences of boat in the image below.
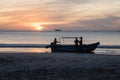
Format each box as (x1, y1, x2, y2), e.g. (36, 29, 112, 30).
(55, 29, 62, 31)
(46, 37, 100, 53)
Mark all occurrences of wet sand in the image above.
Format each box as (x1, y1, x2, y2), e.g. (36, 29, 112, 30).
(0, 53, 120, 80)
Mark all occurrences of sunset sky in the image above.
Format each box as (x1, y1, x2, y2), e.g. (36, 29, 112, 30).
(0, 0, 120, 31)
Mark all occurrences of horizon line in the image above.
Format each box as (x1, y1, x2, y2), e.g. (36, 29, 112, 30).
(0, 30, 120, 32)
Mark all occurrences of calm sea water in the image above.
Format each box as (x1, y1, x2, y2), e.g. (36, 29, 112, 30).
(0, 31, 120, 54)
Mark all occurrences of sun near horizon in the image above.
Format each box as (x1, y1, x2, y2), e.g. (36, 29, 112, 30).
(30, 23, 44, 31)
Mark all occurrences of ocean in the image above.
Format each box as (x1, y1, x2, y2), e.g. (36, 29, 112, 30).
(0, 31, 120, 54)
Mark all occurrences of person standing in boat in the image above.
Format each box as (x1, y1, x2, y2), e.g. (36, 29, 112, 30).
(53, 38, 57, 45)
(79, 37, 83, 46)
(74, 37, 79, 47)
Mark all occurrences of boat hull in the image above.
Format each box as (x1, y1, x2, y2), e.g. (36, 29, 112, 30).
(49, 42, 100, 53)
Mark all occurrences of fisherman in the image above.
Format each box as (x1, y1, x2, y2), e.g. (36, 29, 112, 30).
(79, 37, 83, 46)
(50, 38, 59, 46)
(74, 37, 79, 47)
(53, 38, 58, 45)
(46, 38, 58, 48)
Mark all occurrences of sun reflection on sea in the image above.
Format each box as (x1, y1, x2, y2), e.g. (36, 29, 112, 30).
(0, 48, 51, 53)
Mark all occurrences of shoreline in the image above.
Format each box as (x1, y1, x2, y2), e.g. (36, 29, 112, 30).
(0, 53, 120, 80)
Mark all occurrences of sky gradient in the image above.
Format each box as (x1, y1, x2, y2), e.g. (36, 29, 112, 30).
(0, 0, 120, 31)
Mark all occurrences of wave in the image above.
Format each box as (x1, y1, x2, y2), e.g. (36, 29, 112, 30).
(0, 44, 120, 49)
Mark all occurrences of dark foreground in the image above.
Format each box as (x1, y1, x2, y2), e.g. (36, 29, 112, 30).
(1, 67, 120, 80)
(0, 53, 120, 80)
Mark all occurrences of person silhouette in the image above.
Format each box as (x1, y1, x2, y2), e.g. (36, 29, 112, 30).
(79, 37, 83, 46)
(46, 38, 58, 48)
(74, 37, 79, 46)
(53, 38, 57, 45)
(50, 38, 59, 45)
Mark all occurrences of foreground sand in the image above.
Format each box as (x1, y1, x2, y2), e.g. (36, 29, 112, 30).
(0, 52, 120, 80)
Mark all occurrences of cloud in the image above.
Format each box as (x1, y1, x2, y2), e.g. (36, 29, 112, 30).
(67, 16, 120, 31)
(0, 0, 120, 31)
(43, 15, 120, 31)
(0, 23, 33, 30)
(51, 0, 90, 5)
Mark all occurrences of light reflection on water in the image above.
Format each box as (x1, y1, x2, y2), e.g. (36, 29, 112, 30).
(0, 48, 120, 55)
(95, 48, 120, 55)
(0, 48, 51, 53)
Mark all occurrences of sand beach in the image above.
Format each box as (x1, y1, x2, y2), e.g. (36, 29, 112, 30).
(0, 52, 120, 80)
